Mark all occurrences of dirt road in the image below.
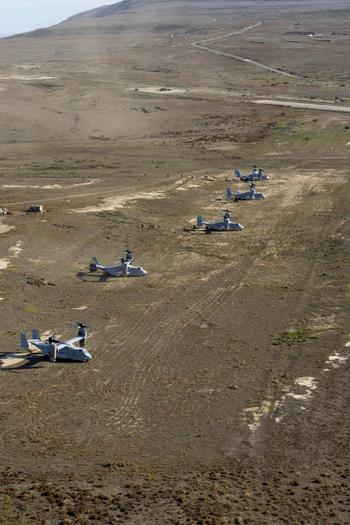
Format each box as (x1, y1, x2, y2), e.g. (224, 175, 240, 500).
(191, 22, 301, 79)
(194, 22, 262, 44)
(191, 42, 301, 78)
(253, 98, 350, 113)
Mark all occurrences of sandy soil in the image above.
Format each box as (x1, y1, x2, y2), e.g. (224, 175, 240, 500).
(0, 1, 349, 523)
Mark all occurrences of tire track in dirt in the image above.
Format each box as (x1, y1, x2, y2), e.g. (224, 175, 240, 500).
(16, 170, 338, 448)
(103, 169, 340, 435)
(238, 176, 343, 446)
(0, 179, 194, 447)
(98, 176, 303, 431)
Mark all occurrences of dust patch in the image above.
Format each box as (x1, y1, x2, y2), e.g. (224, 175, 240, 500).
(0, 220, 15, 234)
(0, 260, 10, 270)
(325, 352, 349, 368)
(3, 179, 100, 190)
(243, 400, 280, 433)
(0, 241, 22, 272)
(9, 241, 22, 257)
(244, 335, 350, 435)
(73, 190, 165, 213)
(0, 75, 56, 81)
(176, 183, 199, 192)
(286, 376, 318, 401)
(243, 377, 318, 434)
(324, 339, 350, 370)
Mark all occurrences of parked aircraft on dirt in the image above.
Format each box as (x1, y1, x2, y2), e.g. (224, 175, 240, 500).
(20, 325, 92, 362)
(227, 183, 266, 201)
(234, 166, 269, 182)
(196, 210, 244, 232)
(90, 249, 147, 277)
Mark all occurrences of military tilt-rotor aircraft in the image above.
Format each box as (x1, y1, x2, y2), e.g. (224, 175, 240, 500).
(20, 323, 92, 362)
(227, 183, 266, 202)
(90, 249, 147, 277)
(234, 166, 269, 182)
(196, 210, 244, 232)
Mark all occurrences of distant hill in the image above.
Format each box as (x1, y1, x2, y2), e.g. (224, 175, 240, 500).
(10, 0, 238, 38)
(65, 0, 140, 21)
(62, 0, 243, 23)
(8, 0, 341, 39)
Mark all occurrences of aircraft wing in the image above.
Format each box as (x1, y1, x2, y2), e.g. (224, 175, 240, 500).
(64, 336, 83, 346)
(26, 339, 50, 355)
(103, 264, 122, 276)
(128, 265, 147, 276)
(208, 221, 223, 230)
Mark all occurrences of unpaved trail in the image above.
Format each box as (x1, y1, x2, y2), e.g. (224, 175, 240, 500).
(253, 98, 350, 113)
(1, 177, 189, 209)
(1, 187, 152, 208)
(191, 43, 301, 79)
(196, 22, 262, 44)
(130, 84, 350, 115)
(191, 23, 301, 79)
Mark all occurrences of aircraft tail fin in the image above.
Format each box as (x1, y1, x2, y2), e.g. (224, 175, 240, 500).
(32, 329, 40, 341)
(227, 187, 233, 200)
(196, 215, 205, 228)
(20, 333, 29, 350)
(90, 257, 100, 272)
(234, 170, 240, 178)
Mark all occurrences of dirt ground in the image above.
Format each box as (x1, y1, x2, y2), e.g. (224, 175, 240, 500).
(0, 1, 349, 523)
